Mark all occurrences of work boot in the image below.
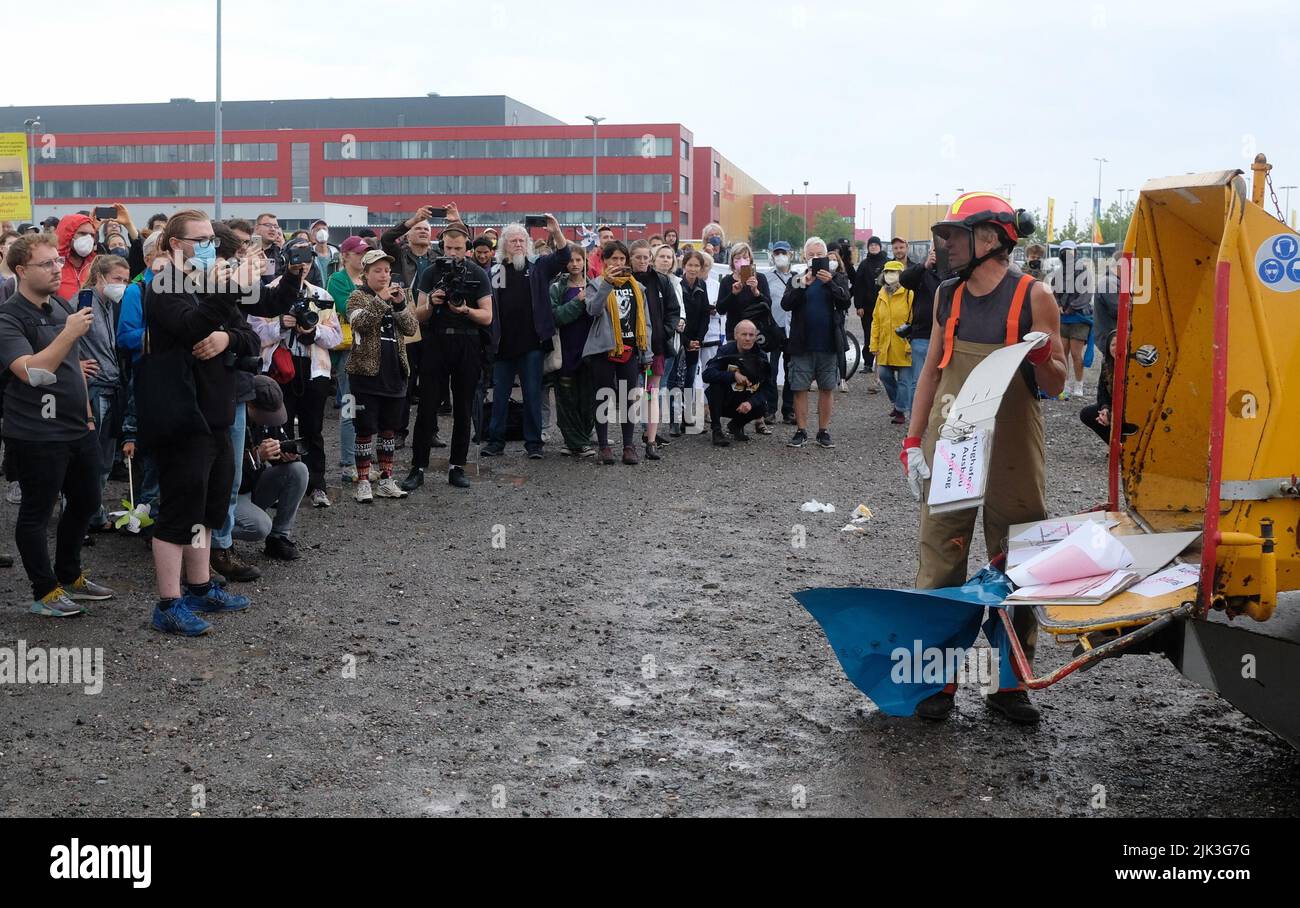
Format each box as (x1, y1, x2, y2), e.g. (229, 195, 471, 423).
(263, 534, 300, 561)
(985, 689, 1041, 725)
(644, 442, 661, 461)
(598, 446, 617, 465)
(728, 419, 750, 442)
(622, 445, 639, 465)
(711, 428, 730, 447)
(915, 690, 956, 721)
(211, 545, 261, 582)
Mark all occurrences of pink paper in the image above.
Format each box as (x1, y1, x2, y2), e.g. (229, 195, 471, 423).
(1025, 545, 1107, 585)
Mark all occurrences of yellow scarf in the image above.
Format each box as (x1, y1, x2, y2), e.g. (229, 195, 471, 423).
(605, 274, 648, 358)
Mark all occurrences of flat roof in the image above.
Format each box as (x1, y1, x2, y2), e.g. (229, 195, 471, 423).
(0, 95, 565, 134)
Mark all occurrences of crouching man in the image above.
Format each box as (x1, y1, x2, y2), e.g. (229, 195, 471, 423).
(233, 376, 309, 561)
(702, 319, 770, 447)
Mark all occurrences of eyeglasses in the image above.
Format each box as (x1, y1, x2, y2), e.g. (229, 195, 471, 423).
(182, 236, 216, 247)
(27, 258, 65, 271)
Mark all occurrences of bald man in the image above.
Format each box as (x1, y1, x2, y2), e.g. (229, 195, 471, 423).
(701, 319, 772, 446)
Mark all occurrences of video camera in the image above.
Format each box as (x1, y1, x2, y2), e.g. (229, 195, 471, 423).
(285, 243, 315, 268)
(428, 255, 482, 301)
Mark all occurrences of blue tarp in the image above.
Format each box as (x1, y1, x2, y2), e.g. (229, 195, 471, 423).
(794, 567, 1020, 716)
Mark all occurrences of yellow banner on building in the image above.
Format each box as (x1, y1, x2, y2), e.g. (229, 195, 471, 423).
(0, 132, 33, 222)
(1046, 197, 1055, 243)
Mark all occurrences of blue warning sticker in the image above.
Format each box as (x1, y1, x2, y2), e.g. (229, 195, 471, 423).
(1255, 233, 1300, 292)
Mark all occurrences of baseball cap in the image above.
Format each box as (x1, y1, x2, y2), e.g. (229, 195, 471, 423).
(339, 236, 368, 255)
(1059, 240, 1078, 251)
(883, 259, 905, 272)
(40, 216, 59, 229)
(771, 241, 792, 254)
(310, 218, 328, 230)
(361, 249, 395, 268)
(248, 375, 288, 427)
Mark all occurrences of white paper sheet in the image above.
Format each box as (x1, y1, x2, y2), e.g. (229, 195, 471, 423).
(1127, 563, 1200, 598)
(943, 333, 1046, 434)
(927, 428, 991, 513)
(1007, 521, 1135, 588)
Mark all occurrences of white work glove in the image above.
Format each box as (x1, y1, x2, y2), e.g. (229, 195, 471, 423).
(901, 436, 930, 501)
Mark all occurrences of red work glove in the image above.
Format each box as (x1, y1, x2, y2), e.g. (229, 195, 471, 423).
(900, 436, 922, 474)
(1025, 332, 1052, 366)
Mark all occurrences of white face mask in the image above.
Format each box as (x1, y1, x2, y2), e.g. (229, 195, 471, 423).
(883, 272, 900, 287)
(774, 254, 790, 268)
(314, 229, 329, 244)
(102, 283, 127, 302)
(72, 234, 95, 257)
(828, 259, 839, 272)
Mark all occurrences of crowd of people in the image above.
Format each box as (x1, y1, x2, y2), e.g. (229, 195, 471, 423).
(0, 197, 1118, 641)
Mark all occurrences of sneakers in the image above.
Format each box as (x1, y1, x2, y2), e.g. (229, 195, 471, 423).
(375, 476, 408, 498)
(816, 429, 835, 448)
(753, 419, 772, 435)
(68, 573, 115, 601)
(526, 447, 544, 460)
(211, 546, 261, 582)
(985, 689, 1041, 724)
(622, 445, 639, 465)
(399, 467, 425, 492)
(839, 379, 849, 393)
(263, 534, 300, 561)
(598, 446, 616, 465)
(575, 446, 596, 458)
(916, 690, 956, 722)
(310, 489, 332, 508)
(448, 466, 471, 488)
(354, 478, 374, 503)
(30, 587, 83, 618)
(1073, 379, 1087, 398)
(340, 464, 358, 484)
(889, 408, 905, 425)
(151, 599, 210, 636)
(184, 583, 250, 613)
(712, 428, 731, 447)
(5, 481, 20, 504)
(431, 432, 447, 449)
(480, 442, 505, 457)
(787, 429, 808, 448)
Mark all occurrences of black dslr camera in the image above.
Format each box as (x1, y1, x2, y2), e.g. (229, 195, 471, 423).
(428, 255, 482, 301)
(285, 243, 315, 268)
(223, 351, 263, 372)
(288, 297, 320, 330)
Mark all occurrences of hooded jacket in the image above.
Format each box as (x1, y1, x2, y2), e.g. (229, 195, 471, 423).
(56, 214, 97, 302)
(869, 283, 914, 368)
(853, 248, 888, 311)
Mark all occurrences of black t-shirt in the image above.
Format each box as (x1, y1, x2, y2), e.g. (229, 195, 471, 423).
(351, 307, 407, 398)
(496, 264, 540, 359)
(0, 293, 91, 442)
(414, 257, 490, 332)
(614, 284, 636, 345)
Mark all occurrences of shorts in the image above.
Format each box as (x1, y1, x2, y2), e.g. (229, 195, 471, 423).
(353, 393, 404, 437)
(1060, 321, 1091, 342)
(154, 430, 234, 546)
(789, 352, 840, 391)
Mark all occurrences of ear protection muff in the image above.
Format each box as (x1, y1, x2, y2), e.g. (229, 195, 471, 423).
(1012, 208, 1035, 239)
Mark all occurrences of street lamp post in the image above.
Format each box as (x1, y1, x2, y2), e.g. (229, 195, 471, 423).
(22, 116, 41, 214)
(214, 0, 223, 218)
(802, 180, 809, 246)
(1280, 185, 1297, 225)
(585, 115, 604, 232)
(1093, 156, 1108, 239)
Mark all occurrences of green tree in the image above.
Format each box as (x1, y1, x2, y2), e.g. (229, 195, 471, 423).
(1099, 200, 1135, 245)
(813, 208, 855, 245)
(749, 204, 806, 251)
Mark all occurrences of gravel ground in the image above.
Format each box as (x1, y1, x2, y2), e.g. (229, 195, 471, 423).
(2, 347, 1297, 818)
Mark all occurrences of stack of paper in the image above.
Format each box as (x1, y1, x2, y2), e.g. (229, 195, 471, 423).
(927, 428, 993, 514)
(1006, 522, 1139, 604)
(1006, 513, 1119, 568)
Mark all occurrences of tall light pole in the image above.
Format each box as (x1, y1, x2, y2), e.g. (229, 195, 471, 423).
(1280, 185, 1297, 223)
(802, 180, 809, 246)
(1093, 156, 1108, 238)
(585, 115, 604, 231)
(214, 0, 223, 218)
(22, 116, 41, 214)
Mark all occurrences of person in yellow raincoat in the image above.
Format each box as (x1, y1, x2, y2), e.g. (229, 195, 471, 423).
(869, 259, 914, 424)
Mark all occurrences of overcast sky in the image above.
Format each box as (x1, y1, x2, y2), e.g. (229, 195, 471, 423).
(8, 0, 1299, 231)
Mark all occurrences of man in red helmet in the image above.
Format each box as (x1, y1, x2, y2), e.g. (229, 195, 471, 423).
(902, 192, 1067, 725)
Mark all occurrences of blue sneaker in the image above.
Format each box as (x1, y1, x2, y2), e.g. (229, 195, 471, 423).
(184, 584, 250, 613)
(151, 600, 211, 636)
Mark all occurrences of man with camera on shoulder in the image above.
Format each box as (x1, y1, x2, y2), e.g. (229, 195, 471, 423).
(405, 218, 493, 490)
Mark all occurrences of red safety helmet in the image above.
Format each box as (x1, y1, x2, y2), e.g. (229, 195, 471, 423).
(932, 192, 1034, 250)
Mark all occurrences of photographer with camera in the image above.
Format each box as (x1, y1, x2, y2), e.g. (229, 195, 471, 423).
(232, 376, 310, 561)
(249, 239, 341, 508)
(141, 210, 263, 636)
(404, 224, 492, 490)
(345, 249, 418, 502)
(482, 214, 570, 459)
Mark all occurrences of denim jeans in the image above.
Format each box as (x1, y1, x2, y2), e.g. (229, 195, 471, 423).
(335, 351, 355, 467)
(212, 404, 246, 550)
(232, 461, 309, 542)
(489, 348, 544, 449)
(907, 337, 929, 414)
(879, 365, 911, 411)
